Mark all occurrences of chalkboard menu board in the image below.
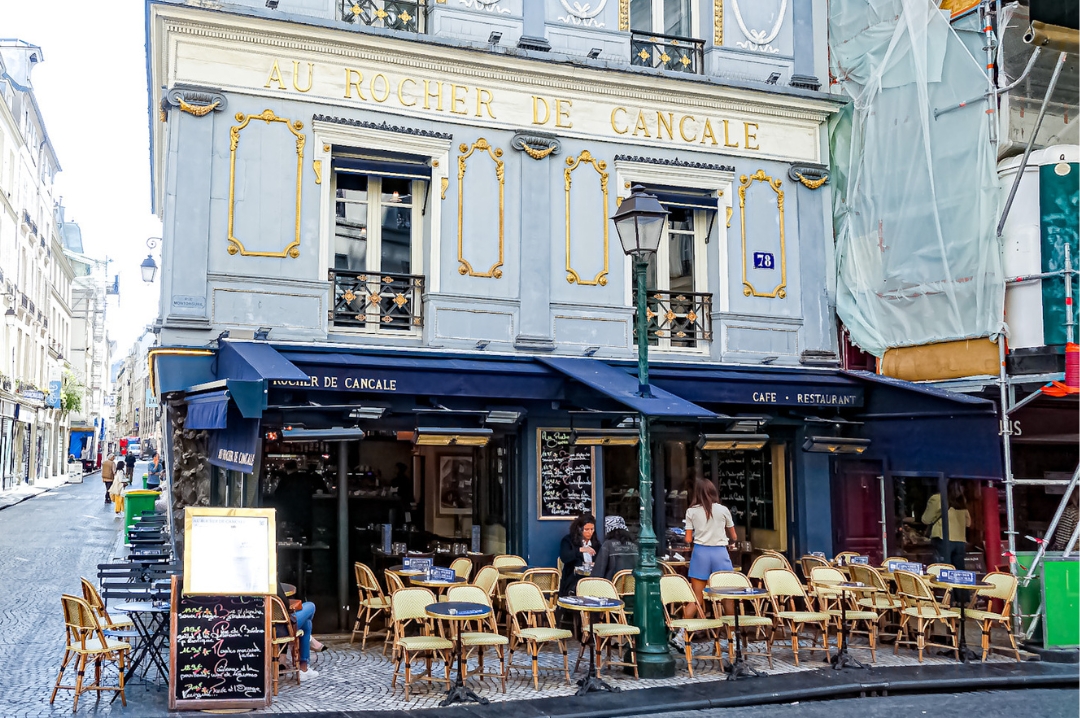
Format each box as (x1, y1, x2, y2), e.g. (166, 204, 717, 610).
(537, 429, 595, 520)
(168, 576, 270, 711)
(716, 449, 773, 530)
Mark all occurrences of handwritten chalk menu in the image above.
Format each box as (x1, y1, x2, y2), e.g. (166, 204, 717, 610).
(537, 429, 595, 520)
(183, 507, 277, 596)
(168, 576, 270, 710)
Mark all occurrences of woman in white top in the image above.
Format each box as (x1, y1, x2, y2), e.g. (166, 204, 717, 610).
(683, 479, 737, 618)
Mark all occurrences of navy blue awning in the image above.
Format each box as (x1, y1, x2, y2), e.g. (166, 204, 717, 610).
(185, 390, 229, 430)
(208, 405, 260, 473)
(332, 156, 431, 181)
(648, 365, 865, 408)
(642, 185, 718, 211)
(539, 357, 716, 418)
(275, 350, 564, 400)
(218, 341, 308, 383)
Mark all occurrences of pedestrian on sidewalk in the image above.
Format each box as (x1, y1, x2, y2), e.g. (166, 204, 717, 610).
(110, 470, 126, 517)
(147, 451, 164, 490)
(124, 450, 137, 482)
(101, 454, 117, 504)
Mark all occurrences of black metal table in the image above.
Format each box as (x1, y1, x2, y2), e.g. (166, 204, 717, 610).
(704, 586, 767, 680)
(109, 600, 171, 685)
(557, 596, 623, 695)
(425, 601, 491, 706)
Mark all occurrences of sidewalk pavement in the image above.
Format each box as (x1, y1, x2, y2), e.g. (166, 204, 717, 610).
(0, 472, 89, 511)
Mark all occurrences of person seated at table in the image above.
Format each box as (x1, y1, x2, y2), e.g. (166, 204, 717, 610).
(682, 479, 736, 620)
(592, 514, 637, 581)
(559, 513, 600, 596)
(276, 584, 325, 680)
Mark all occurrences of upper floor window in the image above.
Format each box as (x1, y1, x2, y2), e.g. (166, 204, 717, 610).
(635, 188, 713, 349)
(630, 0, 692, 37)
(329, 154, 428, 332)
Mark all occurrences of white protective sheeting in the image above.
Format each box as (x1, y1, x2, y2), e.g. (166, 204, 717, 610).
(829, 0, 1004, 357)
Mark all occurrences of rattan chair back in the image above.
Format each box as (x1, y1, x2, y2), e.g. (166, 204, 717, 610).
(450, 557, 473, 581)
(493, 554, 527, 569)
(708, 571, 751, 590)
(473, 565, 500, 597)
(748, 554, 787, 580)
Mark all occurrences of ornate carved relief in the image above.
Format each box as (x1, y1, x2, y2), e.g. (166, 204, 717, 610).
(564, 150, 610, 286)
(739, 169, 786, 298)
(730, 0, 787, 54)
(228, 110, 305, 258)
(557, 0, 607, 27)
(459, 0, 510, 13)
(313, 159, 323, 184)
(511, 133, 561, 161)
(163, 86, 227, 117)
(787, 164, 829, 189)
(618, 0, 629, 30)
(457, 139, 505, 278)
(714, 0, 724, 45)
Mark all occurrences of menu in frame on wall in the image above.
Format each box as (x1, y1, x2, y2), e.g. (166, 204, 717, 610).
(168, 576, 271, 710)
(537, 429, 595, 520)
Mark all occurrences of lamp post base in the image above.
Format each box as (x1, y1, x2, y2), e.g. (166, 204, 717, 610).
(635, 646, 676, 678)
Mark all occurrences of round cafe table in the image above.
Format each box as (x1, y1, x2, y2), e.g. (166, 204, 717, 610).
(410, 575, 466, 597)
(425, 601, 491, 707)
(282, 583, 296, 598)
(703, 587, 768, 680)
(496, 565, 532, 581)
(556, 596, 623, 695)
(387, 564, 425, 577)
(931, 577, 994, 663)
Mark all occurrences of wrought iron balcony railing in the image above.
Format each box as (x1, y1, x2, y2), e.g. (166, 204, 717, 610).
(630, 31, 705, 74)
(329, 269, 424, 331)
(339, 0, 427, 33)
(633, 288, 713, 348)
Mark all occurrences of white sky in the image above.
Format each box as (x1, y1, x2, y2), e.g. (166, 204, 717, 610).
(3, 0, 162, 360)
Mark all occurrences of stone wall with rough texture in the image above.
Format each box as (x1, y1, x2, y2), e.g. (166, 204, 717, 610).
(168, 400, 210, 556)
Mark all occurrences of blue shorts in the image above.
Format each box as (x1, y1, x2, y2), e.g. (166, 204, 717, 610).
(687, 545, 733, 580)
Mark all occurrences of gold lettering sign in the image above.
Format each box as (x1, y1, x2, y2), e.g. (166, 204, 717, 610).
(257, 59, 782, 155)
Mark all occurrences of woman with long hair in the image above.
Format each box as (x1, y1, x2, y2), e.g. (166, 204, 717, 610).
(559, 513, 601, 596)
(921, 481, 971, 567)
(682, 479, 736, 621)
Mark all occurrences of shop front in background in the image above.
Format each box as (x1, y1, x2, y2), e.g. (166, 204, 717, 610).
(254, 427, 514, 633)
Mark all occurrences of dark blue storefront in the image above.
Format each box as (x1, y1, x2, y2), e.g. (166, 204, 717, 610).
(153, 340, 1001, 628)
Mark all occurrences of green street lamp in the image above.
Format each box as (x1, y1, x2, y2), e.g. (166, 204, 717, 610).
(611, 185, 674, 678)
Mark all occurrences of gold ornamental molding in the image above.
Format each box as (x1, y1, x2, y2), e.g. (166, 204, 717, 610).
(788, 164, 829, 190)
(312, 159, 323, 184)
(441, 177, 449, 200)
(227, 109, 306, 258)
(178, 98, 219, 116)
(714, 0, 724, 45)
(457, 138, 505, 278)
(564, 150, 610, 286)
(162, 86, 227, 120)
(794, 172, 826, 189)
(619, 0, 629, 30)
(511, 133, 561, 161)
(738, 169, 786, 299)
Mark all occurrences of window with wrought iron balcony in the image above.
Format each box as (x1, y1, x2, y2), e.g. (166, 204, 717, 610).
(629, 0, 704, 75)
(328, 158, 426, 333)
(631, 200, 713, 350)
(338, 0, 428, 34)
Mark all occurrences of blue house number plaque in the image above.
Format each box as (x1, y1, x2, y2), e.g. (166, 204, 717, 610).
(753, 252, 775, 269)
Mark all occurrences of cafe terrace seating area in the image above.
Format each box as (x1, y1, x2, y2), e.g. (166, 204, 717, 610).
(269, 550, 1022, 709)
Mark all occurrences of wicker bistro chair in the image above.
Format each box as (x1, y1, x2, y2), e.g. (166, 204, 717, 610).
(523, 567, 561, 609)
(763, 568, 832, 666)
(352, 562, 392, 652)
(450, 556, 474, 581)
(576, 578, 640, 678)
(810, 568, 880, 662)
(445, 585, 509, 692)
(612, 569, 636, 618)
(269, 595, 302, 695)
(385, 569, 407, 595)
(799, 555, 831, 582)
(833, 551, 860, 565)
(473, 565, 500, 598)
(850, 564, 902, 615)
(505, 581, 572, 690)
(390, 587, 454, 701)
(965, 572, 1022, 661)
(761, 549, 793, 571)
(748, 554, 788, 586)
(881, 556, 907, 568)
(50, 594, 130, 712)
(493, 554, 527, 569)
(659, 574, 731, 677)
(706, 571, 774, 668)
(893, 570, 960, 662)
(79, 578, 134, 631)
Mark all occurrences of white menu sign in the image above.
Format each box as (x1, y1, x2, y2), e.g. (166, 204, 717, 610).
(183, 508, 277, 596)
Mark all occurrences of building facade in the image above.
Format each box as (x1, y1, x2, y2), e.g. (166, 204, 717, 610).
(0, 41, 76, 488)
(147, 0, 1003, 631)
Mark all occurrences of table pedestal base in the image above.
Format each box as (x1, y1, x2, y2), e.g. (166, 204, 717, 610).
(830, 649, 866, 670)
(440, 683, 489, 707)
(576, 674, 620, 695)
(727, 658, 763, 680)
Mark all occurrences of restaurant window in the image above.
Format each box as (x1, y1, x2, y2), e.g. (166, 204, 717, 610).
(637, 199, 711, 349)
(329, 155, 427, 332)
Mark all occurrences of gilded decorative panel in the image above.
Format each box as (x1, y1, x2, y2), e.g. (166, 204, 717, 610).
(739, 169, 786, 298)
(227, 109, 305, 258)
(457, 138, 505, 278)
(714, 0, 724, 45)
(564, 150, 610, 286)
(619, 0, 629, 30)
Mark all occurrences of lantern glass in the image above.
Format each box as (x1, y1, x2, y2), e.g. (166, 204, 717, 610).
(140, 254, 158, 284)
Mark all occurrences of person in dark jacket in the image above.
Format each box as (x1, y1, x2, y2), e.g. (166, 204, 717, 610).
(559, 513, 600, 596)
(593, 515, 637, 581)
(124, 451, 137, 481)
